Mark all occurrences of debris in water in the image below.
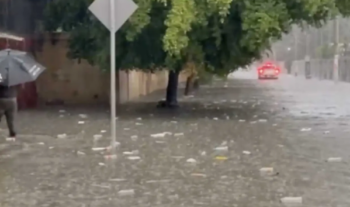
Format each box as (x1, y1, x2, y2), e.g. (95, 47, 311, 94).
(215, 156, 228, 161)
(127, 156, 141, 160)
(57, 134, 67, 139)
(213, 117, 219, 120)
(101, 130, 107, 133)
(258, 119, 267, 123)
(300, 128, 311, 132)
(78, 121, 85, 124)
(135, 122, 143, 125)
(151, 132, 172, 138)
(280, 197, 302, 205)
(259, 167, 274, 175)
(123, 150, 139, 155)
(200, 151, 207, 156)
(79, 114, 88, 118)
(92, 147, 106, 151)
(174, 133, 184, 136)
(136, 117, 142, 120)
(242, 151, 251, 155)
(191, 173, 207, 177)
(104, 154, 117, 159)
(38, 142, 45, 145)
(239, 119, 246, 122)
(77, 151, 85, 155)
(214, 146, 228, 151)
(118, 189, 135, 196)
(98, 162, 105, 166)
(6, 137, 15, 142)
(186, 158, 197, 163)
(326, 157, 342, 162)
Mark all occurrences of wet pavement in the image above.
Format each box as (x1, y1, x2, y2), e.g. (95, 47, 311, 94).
(1, 72, 350, 206)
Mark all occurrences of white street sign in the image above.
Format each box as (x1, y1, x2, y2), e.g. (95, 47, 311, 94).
(88, 0, 138, 155)
(89, 0, 138, 33)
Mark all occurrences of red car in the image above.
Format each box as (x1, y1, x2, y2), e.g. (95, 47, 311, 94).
(257, 62, 280, 79)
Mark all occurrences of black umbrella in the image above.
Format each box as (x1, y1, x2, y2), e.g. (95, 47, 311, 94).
(0, 49, 46, 86)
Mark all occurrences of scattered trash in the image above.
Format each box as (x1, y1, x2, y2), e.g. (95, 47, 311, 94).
(300, 128, 311, 132)
(200, 151, 207, 156)
(145, 180, 170, 183)
(98, 162, 105, 166)
(105, 154, 117, 159)
(213, 117, 219, 120)
(106, 142, 121, 151)
(92, 147, 106, 151)
(59, 114, 65, 118)
(93, 134, 102, 140)
(242, 151, 251, 155)
(127, 156, 141, 160)
(151, 132, 172, 138)
(49, 146, 54, 149)
(57, 134, 67, 139)
(123, 150, 139, 155)
(174, 133, 184, 136)
(281, 197, 302, 205)
(191, 173, 207, 177)
(101, 130, 107, 133)
(92, 184, 111, 189)
(77, 151, 85, 155)
(136, 117, 142, 120)
(79, 114, 88, 118)
(186, 158, 197, 163)
(118, 189, 135, 196)
(214, 146, 228, 151)
(131, 135, 138, 141)
(258, 119, 267, 123)
(6, 137, 15, 142)
(326, 157, 342, 162)
(38, 142, 45, 145)
(259, 167, 274, 175)
(135, 122, 143, 126)
(78, 121, 85, 124)
(170, 121, 177, 124)
(109, 178, 126, 182)
(239, 119, 246, 122)
(215, 156, 228, 161)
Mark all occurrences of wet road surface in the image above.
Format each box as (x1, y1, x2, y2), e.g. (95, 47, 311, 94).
(1, 72, 350, 206)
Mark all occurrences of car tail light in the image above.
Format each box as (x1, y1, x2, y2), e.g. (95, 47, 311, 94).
(259, 70, 264, 74)
(275, 69, 279, 74)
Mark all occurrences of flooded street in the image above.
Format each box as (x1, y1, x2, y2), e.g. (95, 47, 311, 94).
(1, 73, 350, 206)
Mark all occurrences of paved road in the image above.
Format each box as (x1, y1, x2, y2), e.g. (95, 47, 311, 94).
(0, 72, 350, 206)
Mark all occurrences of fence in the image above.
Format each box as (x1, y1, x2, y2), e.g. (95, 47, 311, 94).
(291, 57, 350, 82)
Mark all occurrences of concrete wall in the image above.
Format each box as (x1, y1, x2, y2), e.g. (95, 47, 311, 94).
(33, 34, 187, 105)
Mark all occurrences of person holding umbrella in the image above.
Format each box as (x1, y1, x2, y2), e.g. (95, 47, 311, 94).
(0, 49, 46, 140)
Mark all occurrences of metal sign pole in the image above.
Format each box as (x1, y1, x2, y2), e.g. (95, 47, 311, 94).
(110, 0, 117, 153)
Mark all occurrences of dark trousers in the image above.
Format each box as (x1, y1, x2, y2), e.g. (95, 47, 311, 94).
(0, 98, 17, 137)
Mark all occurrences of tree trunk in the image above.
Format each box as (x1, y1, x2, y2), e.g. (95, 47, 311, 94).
(157, 70, 179, 108)
(184, 74, 195, 96)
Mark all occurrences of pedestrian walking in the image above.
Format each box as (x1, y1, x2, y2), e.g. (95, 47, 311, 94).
(0, 85, 18, 139)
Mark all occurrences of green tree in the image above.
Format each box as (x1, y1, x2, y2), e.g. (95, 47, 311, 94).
(43, 0, 350, 107)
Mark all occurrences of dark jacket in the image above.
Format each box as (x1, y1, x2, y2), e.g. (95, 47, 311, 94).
(0, 85, 17, 98)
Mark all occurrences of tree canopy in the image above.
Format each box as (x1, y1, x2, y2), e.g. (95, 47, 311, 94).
(43, 0, 350, 106)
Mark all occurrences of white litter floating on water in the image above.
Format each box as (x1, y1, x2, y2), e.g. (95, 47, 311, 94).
(238, 119, 246, 122)
(136, 117, 142, 120)
(174, 133, 184, 136)
(258, 119, 267, 123)
(98, 162, 105, 166)
(326, 157, 342, 162)
(123, 150, 139, 155)
(150, 132, 172, 138)
(118, 189, 135, 196)
(78, 121, 85, 124)
(214, 146, 228, 151)
(259, 167, 274, 175)
(135, 122, 143, 126)
(57, 134, 67, 139)
(92, 147, 106, 151)
(281, 197, 302, 205)
(93, 134, 102, 140)
(213, 117, 219, 120)
(77, 151, 85, 155)
(186, 158, 197, 163)
(127, 156, 141, 160)
(5, 137, 15, 142)
(100, 130, 107, 133)
(243, 151, 251, 155)
(79, 114, 88, 118)
(300, 128, 311, 132)
(105, 154, 117, 159)
(201, 151, 207, 156)
(38, 142, 45, 145)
